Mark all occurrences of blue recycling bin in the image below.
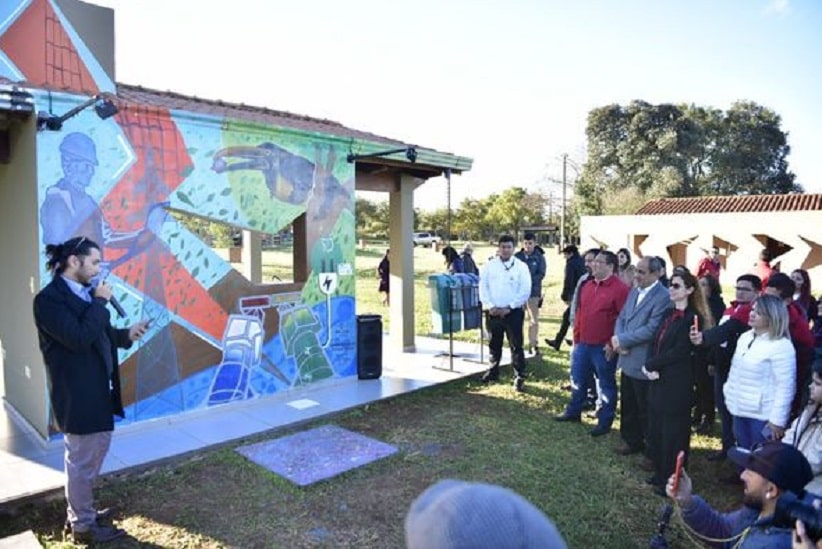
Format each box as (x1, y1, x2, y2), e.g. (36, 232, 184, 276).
(428, 274, 462, 334)
(453, 273, 481, 330)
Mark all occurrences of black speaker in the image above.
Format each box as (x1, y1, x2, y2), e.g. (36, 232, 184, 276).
(357, 314, 383, 380)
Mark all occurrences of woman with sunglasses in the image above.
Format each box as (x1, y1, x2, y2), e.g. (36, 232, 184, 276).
(642, 271, 712, 495)
(723, 294, 796, 449)
(784, 357, 822, 496)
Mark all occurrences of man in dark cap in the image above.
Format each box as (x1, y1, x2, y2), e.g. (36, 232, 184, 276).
(666, 441, 814, 548)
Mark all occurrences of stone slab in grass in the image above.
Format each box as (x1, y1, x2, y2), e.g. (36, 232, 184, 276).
(235, 424, 397, 486)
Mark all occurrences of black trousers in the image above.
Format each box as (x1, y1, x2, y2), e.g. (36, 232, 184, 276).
(619, 372, 651, 452)
(647, 383, 691, 485)
(692, 359, 715, 424)
(486, 308, 526, 378)
(552, 306, 571, 344)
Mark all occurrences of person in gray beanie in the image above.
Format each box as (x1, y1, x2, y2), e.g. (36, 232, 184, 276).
(404, 479, 567, 548)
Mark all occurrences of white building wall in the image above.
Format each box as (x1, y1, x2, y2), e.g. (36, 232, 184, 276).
(580, 211, 822, 289)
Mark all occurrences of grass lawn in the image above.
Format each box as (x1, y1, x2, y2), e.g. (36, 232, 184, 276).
(0, 244, 742, 548)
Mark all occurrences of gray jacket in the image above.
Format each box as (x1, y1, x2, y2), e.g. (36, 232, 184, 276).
(614, 282, 671, 379)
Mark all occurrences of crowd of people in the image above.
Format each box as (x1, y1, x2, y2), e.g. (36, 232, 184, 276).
(443, 236, 822, 547)
(38, 231, 822, 546)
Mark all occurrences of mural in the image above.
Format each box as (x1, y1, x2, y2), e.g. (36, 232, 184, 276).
(34, 98, 358, 430)
(2, 0, 361, 435)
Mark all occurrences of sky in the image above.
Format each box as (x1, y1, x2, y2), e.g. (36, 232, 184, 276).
(92, 0, 822, 209)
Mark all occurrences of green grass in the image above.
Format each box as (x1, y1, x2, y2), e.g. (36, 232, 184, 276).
(0, 246, 743, 547)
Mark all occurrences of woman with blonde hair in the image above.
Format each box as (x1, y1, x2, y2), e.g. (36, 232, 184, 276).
(723, 294, 796, 449)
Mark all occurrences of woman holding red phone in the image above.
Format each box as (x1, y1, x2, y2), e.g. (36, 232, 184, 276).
(642, 271, 712, 495)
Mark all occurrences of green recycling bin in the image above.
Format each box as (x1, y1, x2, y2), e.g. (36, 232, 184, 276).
(428, 274, 462, 334)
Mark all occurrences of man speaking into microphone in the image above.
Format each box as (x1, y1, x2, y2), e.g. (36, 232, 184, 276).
(33, 236, 149, 544)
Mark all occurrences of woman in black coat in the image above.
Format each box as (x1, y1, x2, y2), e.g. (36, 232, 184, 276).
(691, 274, 726, 433)
(642, 271, 712, 494)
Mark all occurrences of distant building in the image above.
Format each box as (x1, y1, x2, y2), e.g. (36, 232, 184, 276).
(580, 193, 822, 287)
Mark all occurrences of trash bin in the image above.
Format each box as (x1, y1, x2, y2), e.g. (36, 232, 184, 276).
(428, 274, 462, 334)
(356, 314, 382, 379)
(453, 273, 481, 330)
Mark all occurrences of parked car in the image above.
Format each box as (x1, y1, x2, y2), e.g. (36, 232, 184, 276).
(413, 232, 441, 247)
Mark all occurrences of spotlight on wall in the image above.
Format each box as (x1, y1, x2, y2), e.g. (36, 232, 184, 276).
(37, 93, 119, 131)
(346, 145, 417, 164)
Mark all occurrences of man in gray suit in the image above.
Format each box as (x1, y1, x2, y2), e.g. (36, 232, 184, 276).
(610, 256, 671, 457)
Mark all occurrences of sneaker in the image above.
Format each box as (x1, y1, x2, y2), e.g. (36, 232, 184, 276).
(514, 377, 525, 392)
(530, 346, 540, 356)
(72, 525, 126, 544)
(64, 508, 114, 535)
(554, 412, 581, 422)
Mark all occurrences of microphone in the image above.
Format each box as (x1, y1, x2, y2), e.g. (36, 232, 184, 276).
(91, 273, 128, 319)
(108, 294, 128, 319)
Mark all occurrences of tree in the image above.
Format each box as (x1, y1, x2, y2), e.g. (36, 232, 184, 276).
(485, 187, 547, 237)
(577, 100, 801, 215)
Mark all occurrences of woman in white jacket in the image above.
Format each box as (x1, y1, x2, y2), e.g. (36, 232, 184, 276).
(723, 294, 796, 449)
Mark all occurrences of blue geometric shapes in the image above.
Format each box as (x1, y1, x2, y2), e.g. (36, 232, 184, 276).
(235, 425, 397, 486)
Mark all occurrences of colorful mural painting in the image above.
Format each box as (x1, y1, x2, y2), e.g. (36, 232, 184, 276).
(0, 0, 368, 436)
(33, 92, 358, 429)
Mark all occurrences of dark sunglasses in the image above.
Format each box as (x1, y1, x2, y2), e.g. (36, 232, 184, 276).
(670, 283, 684, 290)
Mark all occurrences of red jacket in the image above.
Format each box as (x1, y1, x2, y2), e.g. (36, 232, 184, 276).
(575, 275, 630, 345)
(696, 257, 721, 281)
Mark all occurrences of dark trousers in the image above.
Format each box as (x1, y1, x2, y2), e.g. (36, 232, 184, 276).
(713, 367, 735, 451)
(552, 307, 571, 344)
(486, 308, 526, 378)
(619, 373, 651, 452)
(647, 384, 691, 485)
(692, 360, 715, 424)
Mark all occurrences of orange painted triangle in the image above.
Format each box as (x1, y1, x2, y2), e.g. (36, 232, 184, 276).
(0, 0, 99, 93)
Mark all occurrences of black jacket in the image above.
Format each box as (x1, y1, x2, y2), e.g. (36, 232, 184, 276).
(561, 253, 586, 303)
(33, 276, 131, 435)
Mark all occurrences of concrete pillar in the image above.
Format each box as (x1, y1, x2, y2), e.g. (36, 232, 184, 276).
(241, 229, 262, 284)
(388, 174, 417, 352)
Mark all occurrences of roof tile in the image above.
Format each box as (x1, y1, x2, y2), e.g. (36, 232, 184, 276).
(635, 194, 822, 215)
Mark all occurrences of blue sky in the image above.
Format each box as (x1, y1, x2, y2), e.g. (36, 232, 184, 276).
(94, 0, 822, 207)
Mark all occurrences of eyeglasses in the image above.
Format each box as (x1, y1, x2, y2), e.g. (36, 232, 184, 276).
(670, 283, 683, 289)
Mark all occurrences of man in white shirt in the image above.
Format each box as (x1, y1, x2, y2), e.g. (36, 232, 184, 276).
(479, 235, 532, 392)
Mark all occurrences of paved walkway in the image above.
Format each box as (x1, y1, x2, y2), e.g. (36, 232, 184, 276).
(0, 336, 496, 508)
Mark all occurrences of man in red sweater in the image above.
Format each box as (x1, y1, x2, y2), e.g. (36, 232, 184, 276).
(555, 250, 630, 436)
(695, 246, 721, 281)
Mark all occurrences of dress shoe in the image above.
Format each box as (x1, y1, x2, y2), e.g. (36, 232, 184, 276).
(590, 425, 611, 437)
(544, 338, 561, 352)
(64, 508, 114, 535)
(554, 413, 581, 423)
(480, 370, 499, 383)
(564, 339, 573, 347)
(614, 442, 643, 456)
(561, 383, 573, 392)
(706, 450, 727, 462)
(639, 457, 655, 472)
(72, 524, 126, 544)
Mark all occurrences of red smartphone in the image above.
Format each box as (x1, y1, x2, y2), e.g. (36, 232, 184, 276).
(672, 450, 685, 493)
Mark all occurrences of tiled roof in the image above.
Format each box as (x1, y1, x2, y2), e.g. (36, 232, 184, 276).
(116, 83, 406, 147)
(635, 194, 822, 215)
